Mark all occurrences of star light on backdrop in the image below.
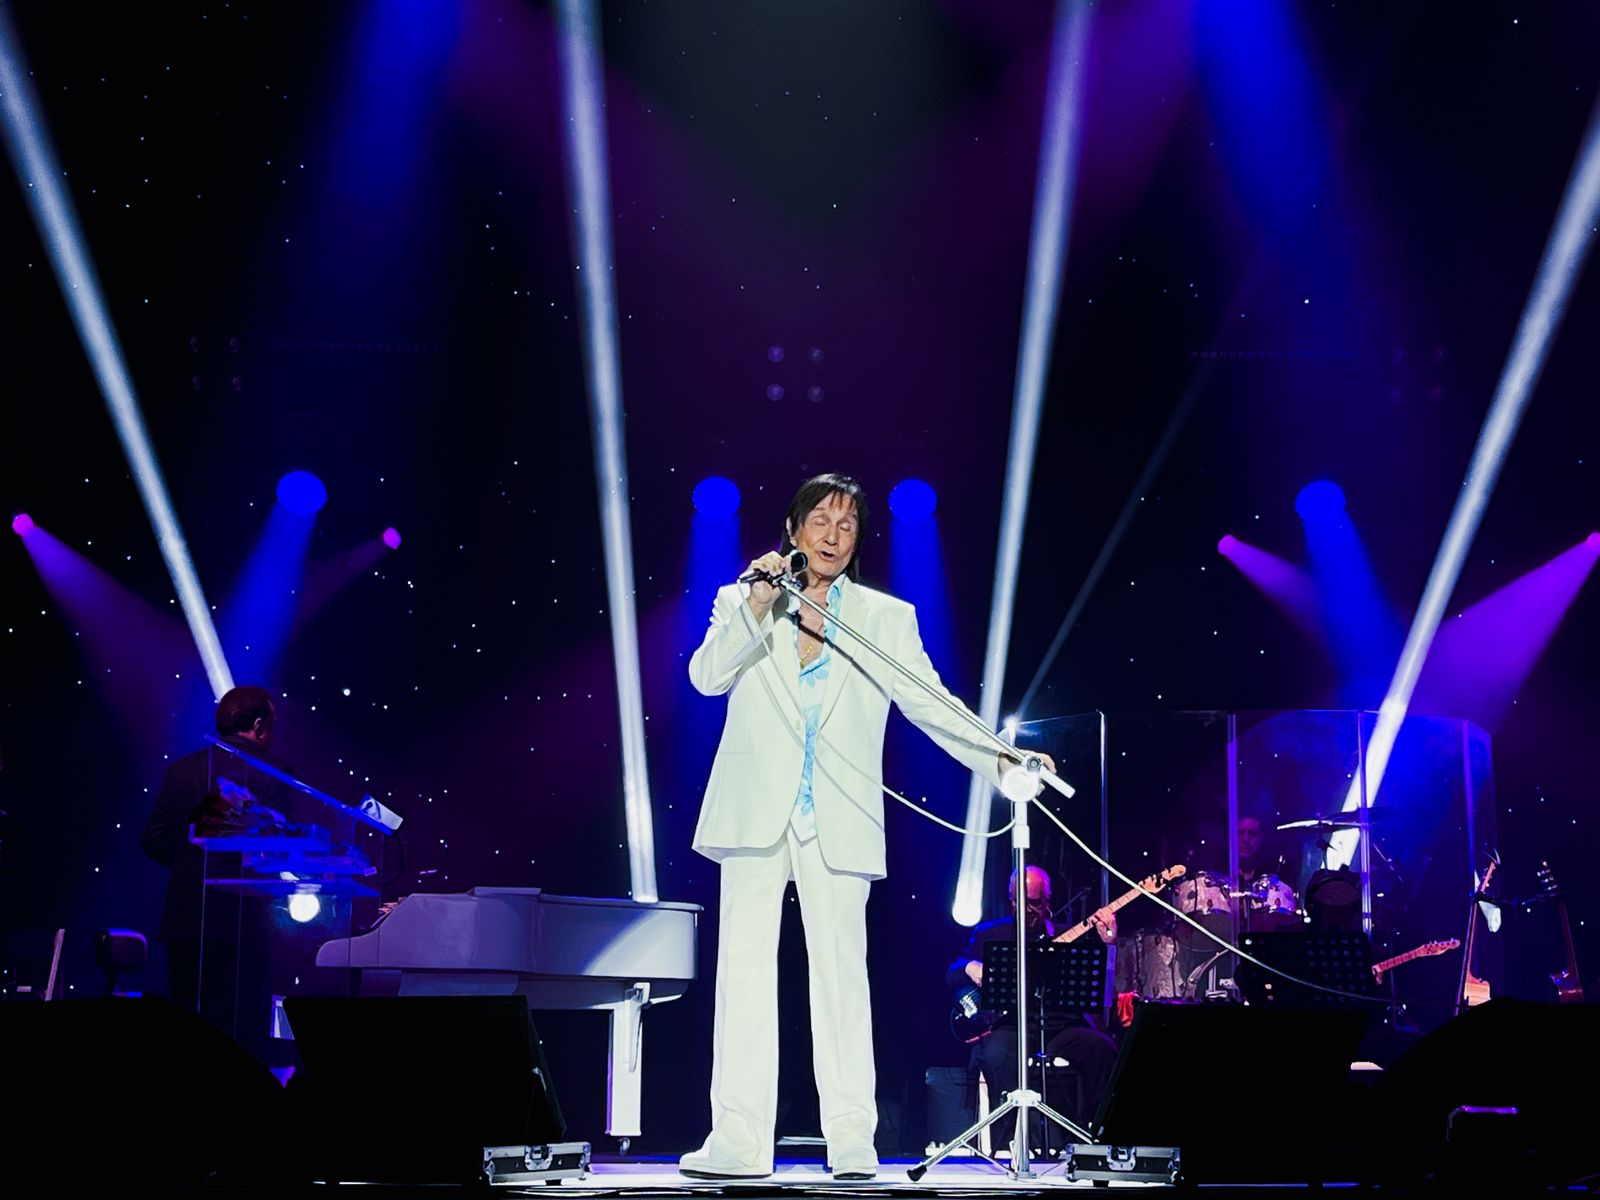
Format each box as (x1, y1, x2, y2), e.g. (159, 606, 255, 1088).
(1327, 92, 1600, 871)
(954, 0, 1095, 926)
(555, 0, 657, 902)
(0, 7, 233, 700)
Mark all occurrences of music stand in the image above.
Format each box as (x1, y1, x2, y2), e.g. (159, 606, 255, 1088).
(980, 941, 1112, 1021)
(1234, 931, 1384, 1010)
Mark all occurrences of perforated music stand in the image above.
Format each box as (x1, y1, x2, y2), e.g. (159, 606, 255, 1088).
(1234, 931, 1384, 1010)
(980, 941, 1112, 1020)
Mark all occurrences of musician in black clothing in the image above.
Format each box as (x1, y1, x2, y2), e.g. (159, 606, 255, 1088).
(141, 686, 277, 1019)
(946, 866, 1120, 1144)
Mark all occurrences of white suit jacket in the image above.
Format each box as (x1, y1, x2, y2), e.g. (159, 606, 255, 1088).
(688, 574, 1004, 879)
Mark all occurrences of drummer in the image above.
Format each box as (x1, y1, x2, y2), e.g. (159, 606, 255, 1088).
(1236, 815, 1270, 891)
(1234, 814, 1297, 929)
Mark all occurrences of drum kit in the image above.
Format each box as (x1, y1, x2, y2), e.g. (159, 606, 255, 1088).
(1119, 868, 1302, 1001)
(1118, 812, 1391, 1001)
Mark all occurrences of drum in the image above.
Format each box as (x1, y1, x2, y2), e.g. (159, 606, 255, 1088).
(1172, 871, 1232, 950)
(1115, 932, 1184, 999)
(1246, 874, 1299, 930)
(1249, 874, 1296, 915)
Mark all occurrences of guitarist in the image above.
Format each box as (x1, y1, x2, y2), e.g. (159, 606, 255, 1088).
(944, 866, 1119, 1142)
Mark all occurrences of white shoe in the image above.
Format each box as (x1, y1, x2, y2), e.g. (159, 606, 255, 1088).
(829, 1143, 878, 1181)
(678, 1143, 772, 1180)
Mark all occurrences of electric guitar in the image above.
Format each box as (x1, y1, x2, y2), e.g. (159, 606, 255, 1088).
(1371, 938, 1460, 984)
(949, 865, 1185, 1042)
(1459, 856, 1497, 1010)
(1537, 861, 1586, 1005)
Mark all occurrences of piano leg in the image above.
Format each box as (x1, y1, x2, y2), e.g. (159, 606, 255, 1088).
(605, 983, 649, 1141)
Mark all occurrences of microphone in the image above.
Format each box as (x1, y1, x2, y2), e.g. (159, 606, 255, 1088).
(739, 550, 808, 587)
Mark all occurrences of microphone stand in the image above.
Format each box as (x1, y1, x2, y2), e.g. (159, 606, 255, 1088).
(759, 573, 1095, 1179)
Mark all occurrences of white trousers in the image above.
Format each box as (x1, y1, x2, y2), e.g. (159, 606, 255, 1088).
(703, 827, 877, 1169)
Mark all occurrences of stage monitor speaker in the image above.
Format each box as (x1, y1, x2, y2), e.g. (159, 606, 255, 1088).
(1092, 1002, 1371, 1182)
(0, 996, 288, 1186)
(284, 995, 566, 1184)
(1369, 997, 1600, 1188)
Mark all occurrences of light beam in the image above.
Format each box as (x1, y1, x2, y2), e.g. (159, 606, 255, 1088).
(954, 0, 1094, 925)
(0, 9, 232, 699)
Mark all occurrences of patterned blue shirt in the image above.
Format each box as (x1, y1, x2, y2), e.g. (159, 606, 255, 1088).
(790, 577, 843, 841)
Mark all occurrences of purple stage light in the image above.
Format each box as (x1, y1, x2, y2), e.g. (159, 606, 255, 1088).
(11, 512, 33, 537)
(1295, 479, 1347, 522)
(276, 470, 328, 516)
(767, 345, 785, 363)
(766, 384, 784, 402)
(1216, 534, 1322, 639)
(1415, 534, 1600, 729)
(382, 527, 403, 551)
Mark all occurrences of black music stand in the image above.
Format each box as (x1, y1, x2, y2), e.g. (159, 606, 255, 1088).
(980, 941, 1112, 1021)
(982, 941, 1111, 1155)
(1234, 931, 1384, 1010)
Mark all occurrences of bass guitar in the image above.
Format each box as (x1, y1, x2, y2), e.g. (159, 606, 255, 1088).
(1371, 938, 1459, 984)
(1537, 861, 1585, 1005)
(1459, 856, 1497, 1010)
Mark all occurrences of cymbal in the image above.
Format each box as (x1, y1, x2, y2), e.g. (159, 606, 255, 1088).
(1276, 812, 1388, 831)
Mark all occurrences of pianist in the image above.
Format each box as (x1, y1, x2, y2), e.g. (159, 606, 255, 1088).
(680, 473, 1048, 1181)
(141, 686, 278, 1026)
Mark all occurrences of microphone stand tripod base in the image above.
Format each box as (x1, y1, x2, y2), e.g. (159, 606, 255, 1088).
(909, 787, 1096, 1182)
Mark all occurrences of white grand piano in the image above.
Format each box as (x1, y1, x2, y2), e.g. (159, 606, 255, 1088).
(314, 887, 700, 1144)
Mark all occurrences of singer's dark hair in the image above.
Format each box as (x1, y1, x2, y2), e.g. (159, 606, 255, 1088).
(780, 472, 868, 582)
(215, 686, 275, 737)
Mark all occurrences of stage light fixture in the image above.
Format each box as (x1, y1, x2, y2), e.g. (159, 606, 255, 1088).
(11, 513, 33, 537)
(1217, 534, 1238, 555)
(888, 479, 938, 522)
(692, 476, 741, 519)
(382, 527, 403, 551)
(1328, 93, 1600, 870)
(288, 893, 322, 923)
(1294, 480, 1347, 523)
(954, 0, 1095, 926)
(555, 0, 657, 903)
(276, 471, 328, 516)
(0, 9, 233, 699)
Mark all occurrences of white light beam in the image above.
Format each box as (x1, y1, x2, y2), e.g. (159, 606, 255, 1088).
(1328, 92, 1600, 868)
(954, 0, 1094, 925)
(0, 8, 233, 699)
(554, 0, 658, 902)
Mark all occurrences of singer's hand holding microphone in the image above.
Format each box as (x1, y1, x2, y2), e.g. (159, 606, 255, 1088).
(741, 550, 806, 618)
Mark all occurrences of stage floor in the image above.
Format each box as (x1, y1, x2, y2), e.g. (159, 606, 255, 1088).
(564, 1159, 1157, 1191)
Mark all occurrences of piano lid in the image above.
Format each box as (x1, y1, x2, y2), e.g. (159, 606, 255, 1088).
(319, 888, 699, 982)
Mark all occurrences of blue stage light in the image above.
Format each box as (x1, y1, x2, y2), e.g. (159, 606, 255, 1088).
(276, 471, 328, 516)
(889, 478, 938, 522)
(692, 476, 741, 519)
(1295, 479, 1347, 522)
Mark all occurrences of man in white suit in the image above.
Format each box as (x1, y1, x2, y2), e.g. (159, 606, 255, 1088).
(679, 473, 1051, 1181)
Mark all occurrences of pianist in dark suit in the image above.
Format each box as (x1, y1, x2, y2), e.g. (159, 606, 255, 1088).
(141, 686, 277, 1015)
(680, 473, 1042, 1181)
